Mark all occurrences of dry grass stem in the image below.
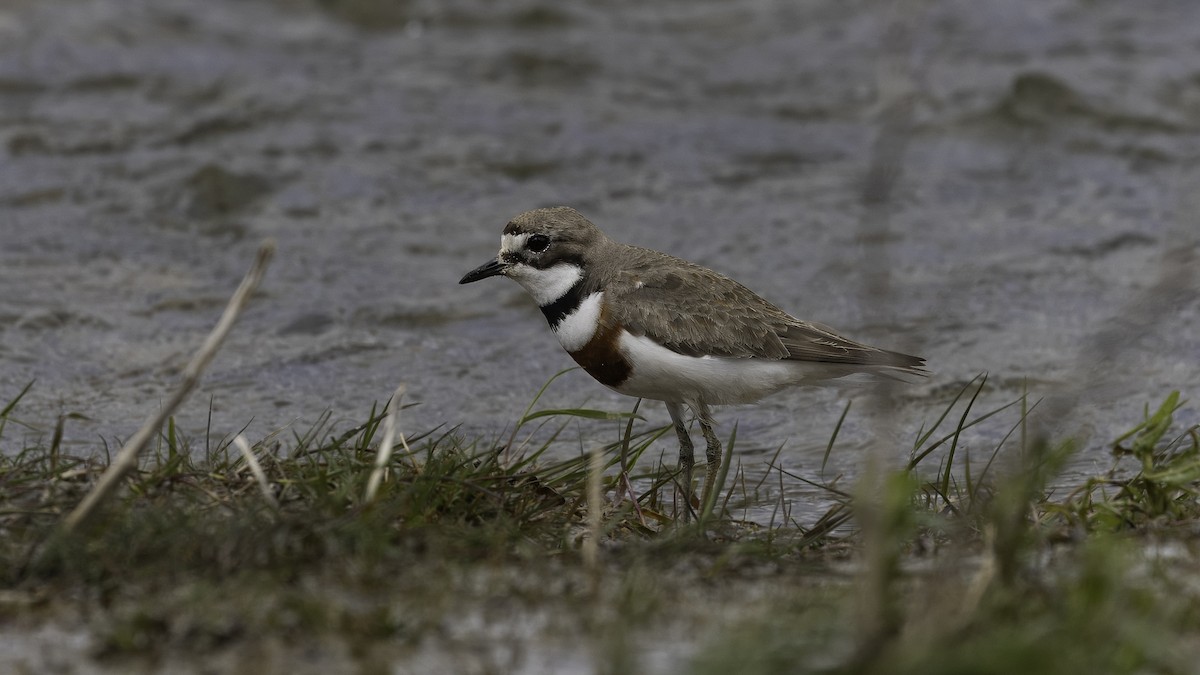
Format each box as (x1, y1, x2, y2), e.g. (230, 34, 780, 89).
(365, 383, 412, 503)
(234, 434, 278, 511)
(584, 443, 603, 576)
(62, 240, 275, 532)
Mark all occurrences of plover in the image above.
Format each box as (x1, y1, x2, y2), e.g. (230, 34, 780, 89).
(460, 206, 926, 514)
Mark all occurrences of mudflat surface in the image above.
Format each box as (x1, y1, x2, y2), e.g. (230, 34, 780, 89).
(2, 0, 1199, 513)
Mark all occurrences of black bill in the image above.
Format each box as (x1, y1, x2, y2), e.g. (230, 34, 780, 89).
(459, 257, 506, 284)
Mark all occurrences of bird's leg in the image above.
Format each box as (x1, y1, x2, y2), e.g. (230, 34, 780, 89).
(665, 402, 696, 518)
(696, 403, 722, 517)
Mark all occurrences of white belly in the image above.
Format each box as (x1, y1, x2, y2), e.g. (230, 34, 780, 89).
(612, 332, 845, 406)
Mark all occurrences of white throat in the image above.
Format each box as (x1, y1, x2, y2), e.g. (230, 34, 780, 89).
(507, 262, 583, 306)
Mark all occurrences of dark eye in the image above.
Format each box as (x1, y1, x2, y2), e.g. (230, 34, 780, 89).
(527, 234, 550, 253)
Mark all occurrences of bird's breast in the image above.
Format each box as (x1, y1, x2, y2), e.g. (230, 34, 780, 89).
(551, 291, 632, 388)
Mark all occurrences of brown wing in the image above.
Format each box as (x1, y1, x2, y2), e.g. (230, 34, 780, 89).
(776, 320, 927, 370)
(602, 246, 926, 371)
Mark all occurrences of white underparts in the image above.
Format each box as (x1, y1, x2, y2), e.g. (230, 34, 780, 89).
(553, 291, 604, 352)
(506, 262, 583, 306)
(614, 332, 848, 405)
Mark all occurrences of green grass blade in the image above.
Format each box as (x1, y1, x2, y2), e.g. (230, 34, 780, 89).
(940, 373, 988, 502)
(822, 399, 852, 474)
(520, 408, 643, 423)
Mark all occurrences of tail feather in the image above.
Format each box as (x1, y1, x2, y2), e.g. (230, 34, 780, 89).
(869, 348, 928, 376)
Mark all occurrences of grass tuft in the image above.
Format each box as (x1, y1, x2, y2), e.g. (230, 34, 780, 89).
(2, 380, 1200, 671)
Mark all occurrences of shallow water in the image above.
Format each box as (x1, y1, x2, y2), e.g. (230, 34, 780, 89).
(1, 0, 1198, 520)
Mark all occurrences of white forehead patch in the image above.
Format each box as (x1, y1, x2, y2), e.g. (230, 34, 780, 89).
(506, 262, 582, 306)
(500, 233, 529, 255)
(553, 291, 603, 352)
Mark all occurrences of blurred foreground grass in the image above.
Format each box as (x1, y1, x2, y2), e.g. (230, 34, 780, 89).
(1, 378, 1199, 674)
